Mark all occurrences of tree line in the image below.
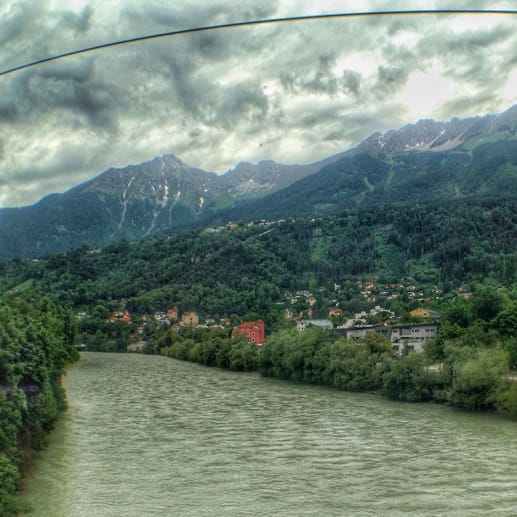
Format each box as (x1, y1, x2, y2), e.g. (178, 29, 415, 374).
(0, 294, 78, 516)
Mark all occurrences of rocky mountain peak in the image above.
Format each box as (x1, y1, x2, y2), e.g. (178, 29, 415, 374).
(354, 104, 517, 155)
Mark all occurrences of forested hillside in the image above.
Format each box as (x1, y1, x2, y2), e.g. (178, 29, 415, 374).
(1, 196, 514, 320)
(0, 295, 78, 516)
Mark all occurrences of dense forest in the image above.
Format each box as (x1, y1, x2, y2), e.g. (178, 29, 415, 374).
(0, 295, 78, 516)
(1, 196, 515, 316)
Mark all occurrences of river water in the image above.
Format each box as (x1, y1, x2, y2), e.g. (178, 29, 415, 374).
(20, 352, 517, 516)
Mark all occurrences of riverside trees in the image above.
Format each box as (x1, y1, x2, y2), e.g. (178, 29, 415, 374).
(151, 282, 516, 418)
(0, 294, 78, 516)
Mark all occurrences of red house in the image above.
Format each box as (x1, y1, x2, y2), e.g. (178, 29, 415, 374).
(232, 320, 265, 345)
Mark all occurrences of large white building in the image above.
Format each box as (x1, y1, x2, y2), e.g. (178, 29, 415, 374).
(336, 323, 438, 356)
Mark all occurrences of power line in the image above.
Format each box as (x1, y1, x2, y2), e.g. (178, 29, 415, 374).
(1, 9, 516, 77)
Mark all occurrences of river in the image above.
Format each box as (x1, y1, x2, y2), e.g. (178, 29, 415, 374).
(19, 352, 517, 516)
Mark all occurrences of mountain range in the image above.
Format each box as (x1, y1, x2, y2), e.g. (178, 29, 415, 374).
(0, 105, 516, 262)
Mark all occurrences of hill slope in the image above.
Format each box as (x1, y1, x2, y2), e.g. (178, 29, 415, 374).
(0, 105, 516, 261)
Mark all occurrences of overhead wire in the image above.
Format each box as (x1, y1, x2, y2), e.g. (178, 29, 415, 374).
(0, 9, 516, 77)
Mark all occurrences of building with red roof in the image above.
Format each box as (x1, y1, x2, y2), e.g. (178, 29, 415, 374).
(231, 319, 265, 345)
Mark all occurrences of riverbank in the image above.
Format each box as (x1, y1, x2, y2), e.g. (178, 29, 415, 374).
(0, 294, 78, 516)
(157, 325, 517, 419)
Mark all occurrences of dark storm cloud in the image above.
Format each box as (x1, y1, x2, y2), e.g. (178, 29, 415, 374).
(0, 62, 118, 131)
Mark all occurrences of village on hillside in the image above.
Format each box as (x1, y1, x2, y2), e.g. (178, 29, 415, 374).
(75, 274, 452, 356)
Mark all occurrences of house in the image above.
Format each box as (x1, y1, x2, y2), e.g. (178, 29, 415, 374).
(306, 295, 317, 307)
(390, 324, 438, 355)
(109, 310, 132, 324)
(154, 311, 168, 325)
(167, 306, 179, 321)
(328, 307, 343, 317)
(409, 307, 440, 319)
(297, 319, 333, 332)
(336, 323, 438, 356)
(337, 325, 392, 342)
(180, 311, 199, 326)
(232, 320, 265, 345)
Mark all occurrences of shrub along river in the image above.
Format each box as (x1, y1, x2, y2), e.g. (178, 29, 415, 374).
(20, 352, 517, 516)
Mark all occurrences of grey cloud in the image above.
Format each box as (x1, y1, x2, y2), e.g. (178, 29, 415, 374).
(276, 52, 340, 96)
(39, 59, 95, 83)
(449, 25, 513, 50)
(216, 82, 268, 127)
(62, 5, 93, 34)
(301, 55, 339, 95)
(0, 100, 17, 122)
(437, 90, 503, 120)
(121, 1, 275, 28)
(338, 105, 406, 141)
(415, 23, 513, 62)
(1, 66, 118, 132)
(342, 70, 361, 97)
(0, 1, 42, 47)
(298, 104, 349, 130)
(376, 66, 408, 94)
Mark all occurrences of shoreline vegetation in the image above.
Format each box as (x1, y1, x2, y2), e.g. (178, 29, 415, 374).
(0, 294, 78, 516)
(151, 285, 517, 419)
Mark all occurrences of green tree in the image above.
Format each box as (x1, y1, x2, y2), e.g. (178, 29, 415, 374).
(448, 347, 509, 410)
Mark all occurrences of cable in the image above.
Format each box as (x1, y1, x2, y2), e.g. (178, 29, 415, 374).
(0, 9, 516, 77)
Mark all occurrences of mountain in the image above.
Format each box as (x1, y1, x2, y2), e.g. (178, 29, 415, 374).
(209, 106, 517, 222)
(353, 104, 517, 154)
(0, 153, 343, 261)
(0, 105, 516, 262)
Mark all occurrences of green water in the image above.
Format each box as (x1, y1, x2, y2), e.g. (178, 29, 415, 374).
(20, 352, 517, 516)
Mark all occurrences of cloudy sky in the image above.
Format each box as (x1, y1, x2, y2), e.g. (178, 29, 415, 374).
(0, 0, 516, 207)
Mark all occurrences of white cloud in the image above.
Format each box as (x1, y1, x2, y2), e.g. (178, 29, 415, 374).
(500, 69, 517, 107)
(395, 62, 458, 120)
